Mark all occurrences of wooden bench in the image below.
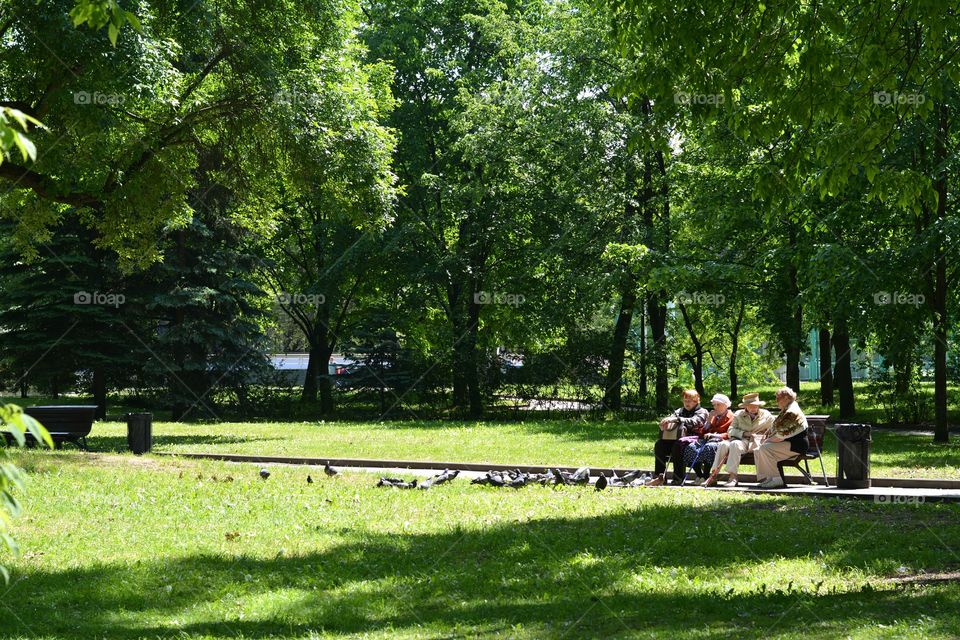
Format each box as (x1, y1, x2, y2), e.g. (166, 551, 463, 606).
(2, 405, 97, 450)
(739, 414, 829, 485)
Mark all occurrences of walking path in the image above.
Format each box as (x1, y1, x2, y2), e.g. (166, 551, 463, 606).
(159, 451, 960, 502)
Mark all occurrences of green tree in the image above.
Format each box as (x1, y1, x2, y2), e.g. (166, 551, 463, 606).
(0, 405, 51, 583)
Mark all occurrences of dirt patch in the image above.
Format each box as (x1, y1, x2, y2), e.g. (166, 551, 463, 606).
(13, 451, 197, 474)
(85, 453, 171, 470)
(884, 570, 960, 586)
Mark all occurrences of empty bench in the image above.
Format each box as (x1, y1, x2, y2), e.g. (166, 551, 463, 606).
(2, 405, 97, 450)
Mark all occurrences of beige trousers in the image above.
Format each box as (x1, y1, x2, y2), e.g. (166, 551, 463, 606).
(754, 440, 796, 481)
(712, 438, 753, 474)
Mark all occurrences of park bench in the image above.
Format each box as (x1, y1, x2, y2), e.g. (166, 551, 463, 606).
(2, 405, 97, 450)
(738, 414, 829, 485)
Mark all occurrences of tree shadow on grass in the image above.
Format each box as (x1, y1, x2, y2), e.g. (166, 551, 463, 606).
(2, 496, 959, 639)
(86, 433, 285, 453)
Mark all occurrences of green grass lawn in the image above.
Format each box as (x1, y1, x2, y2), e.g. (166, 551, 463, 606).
(2, 451, 959, 639)
(76, 417, 960, 480)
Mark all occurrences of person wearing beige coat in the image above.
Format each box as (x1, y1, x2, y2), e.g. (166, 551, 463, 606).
(703, 393, 773, 487)
(755, 387, 809, 488)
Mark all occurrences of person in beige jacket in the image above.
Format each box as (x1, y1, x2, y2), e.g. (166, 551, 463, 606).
(703, 393, 773, 487)
(755, 387, 809, 488)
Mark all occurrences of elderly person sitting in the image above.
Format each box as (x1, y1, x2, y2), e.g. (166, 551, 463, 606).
(680, 393, 734, 484)
(646, 389, 708, 486)
(703, 393, 773, 487)
(754, 386, 809, 489)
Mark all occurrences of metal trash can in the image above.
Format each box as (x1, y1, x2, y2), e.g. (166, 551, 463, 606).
(835, 423, 871, 489)
(126, 413, 153, 454)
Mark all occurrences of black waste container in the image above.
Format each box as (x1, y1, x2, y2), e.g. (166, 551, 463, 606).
(835, 423, 871, 489)
(126, 413, 153, 454)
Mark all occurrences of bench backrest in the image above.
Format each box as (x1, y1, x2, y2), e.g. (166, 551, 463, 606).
(805, 415, 828, 451)
(24, 406, 97, 436)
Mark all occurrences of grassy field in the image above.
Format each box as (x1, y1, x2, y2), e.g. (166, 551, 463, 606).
(1, 451, 959, 639)
(70, 416, 960, 480)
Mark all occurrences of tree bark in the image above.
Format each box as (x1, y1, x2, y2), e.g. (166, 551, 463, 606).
(92, 365, 107, 420)
(893, 354, 912, 395)
(448, 284, 469, 411)
(648, 294, 669, 412)
(678, 303, 705, 398)
(833, 317, 855, 418)
(302, 347, 318, 403)
(639, 293, 648, 397)
(648, 143, 670, 413)
(729, 299, 745, 399)
(931, 102, 950, 443)
(819, 327, 833, 406)
(466, 288, 483, 418)
(604, 284, 637, 410)
(303, 330, 335, 416)
(784, 239, 803, 392)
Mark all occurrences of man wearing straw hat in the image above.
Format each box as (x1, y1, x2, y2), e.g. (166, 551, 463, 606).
(703, 392, 773, 487)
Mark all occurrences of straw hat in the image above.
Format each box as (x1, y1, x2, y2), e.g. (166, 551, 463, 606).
(738, 393, 765, 408)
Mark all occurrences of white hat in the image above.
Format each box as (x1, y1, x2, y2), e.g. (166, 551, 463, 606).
(711, 393, 731, 406)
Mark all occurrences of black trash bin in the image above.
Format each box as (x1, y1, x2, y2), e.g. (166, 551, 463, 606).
(834, 423, 871, 489)
(127, 413, 153, 454)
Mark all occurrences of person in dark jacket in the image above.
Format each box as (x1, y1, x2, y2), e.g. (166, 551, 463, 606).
(646, 390, 708, 486)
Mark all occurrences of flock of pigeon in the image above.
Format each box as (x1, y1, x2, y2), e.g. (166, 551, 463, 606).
(469, 467, 650, 490)
(377, 468, 460, 490)
(257, 463, 649, 492)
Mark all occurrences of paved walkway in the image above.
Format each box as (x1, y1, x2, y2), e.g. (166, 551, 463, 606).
(160, 452, 960, 502)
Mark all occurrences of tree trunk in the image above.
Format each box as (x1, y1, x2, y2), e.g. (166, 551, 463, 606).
(449, 286, 469, 411)
(639, 293, 648, 397)
(729, 299, 745, 399)
(785, 252, 802, 392)
(19, 378, 27, 398)
(647, 142, 670, 413)
(317, 345, 335, 417)
(833, 317, 855, 418)
(893, 354, 912, 395)
(819, 327, 833, 406)
(92, 365, 107, 420)
(304, 338, 335, 415)
(678, 303, 705, 398)
(931, 102, 949, 443)
(302, 345, 318, 403)
(648, 294, 669, 412)
(604, 284, 637, 410)
(466, 290, 483, 418)
(933, 305, 948, 441)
